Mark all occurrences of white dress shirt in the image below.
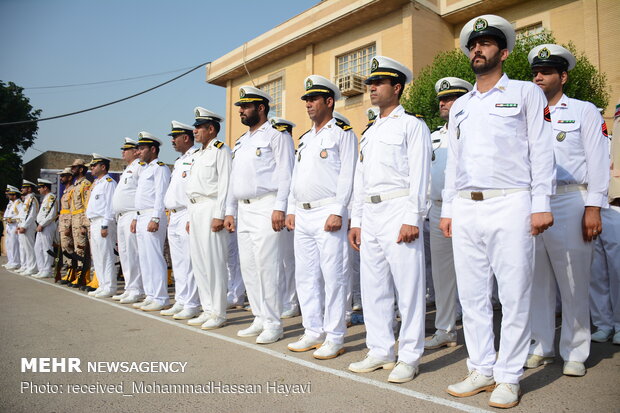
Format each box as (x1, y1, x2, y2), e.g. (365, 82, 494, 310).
(288, 117, 358, 217)
(135, 158, 171, 219)
(186, 139, 232, 220)
(113, 158, 143, 214)
(18, 193, 39, 229)
(36, 192, 58, 227)
(430, 124, 448, 202)
(351, 105, 432, 228)
(226, 120, 294, 216)
(86, 174, 117, 226)
(164, 146, 199, 211)
(550, 94, 609, 207)
(442, 74, 555, 217)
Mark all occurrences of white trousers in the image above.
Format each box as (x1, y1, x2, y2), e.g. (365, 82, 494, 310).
(280, 228, 297, 310)
(136, 215, 169, 305)
(6, 224, 20, 267)
(423, 219, 435, 302)
(429, 203, 458, 332)
(590, 205, 620, 332)
(453, 191, 533, 384)
(117, 212, 143, 296)
(294, 207, 348, 344)
(168, 210, 200, 309)
(90, 219, 117, 293)
(34, 223, 57, 276)
(226, 231, 245, 304)
(18, 225, 37, 273)
(360, 197, 425, 366)
(188, 199, 228, 318)
(531, 190, 592, 362)
(237, 195, 283, 331)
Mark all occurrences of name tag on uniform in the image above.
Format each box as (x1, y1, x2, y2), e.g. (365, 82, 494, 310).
(495, 103, 518, 108)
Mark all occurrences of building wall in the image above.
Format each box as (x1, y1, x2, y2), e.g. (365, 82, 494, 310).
(216, 0, 620, 144)
(22, 151, 126, 182)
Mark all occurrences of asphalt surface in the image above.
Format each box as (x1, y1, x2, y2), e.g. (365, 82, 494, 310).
(1, 259, 618, 413)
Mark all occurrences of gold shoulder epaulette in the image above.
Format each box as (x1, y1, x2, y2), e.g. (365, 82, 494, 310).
(214, 141, 224, 149)
(272, 124, 287, 132)
(106, 177, 113, 182)
(405, 111, 424, 119)
(335, 120, 352, 131)
(139, 161, 146, 166)
(157, 161, 165, 166)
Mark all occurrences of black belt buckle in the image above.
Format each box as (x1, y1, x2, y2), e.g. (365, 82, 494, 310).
(302, 203, 311, 210)
(370, 195, 382, 204)
(190, 199, 197, 204)
(136, 211, 142, 215)
(471, 191, 484, 201)
(243, 199, 251, 204)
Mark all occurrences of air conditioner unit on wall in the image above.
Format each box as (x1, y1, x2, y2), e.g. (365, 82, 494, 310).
(337, 73, 366, 97)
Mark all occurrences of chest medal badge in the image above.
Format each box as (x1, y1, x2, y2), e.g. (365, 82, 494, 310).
(556, 131, 566, 142)
(320, 149, 328, 159)
(256, 148, 261, 157)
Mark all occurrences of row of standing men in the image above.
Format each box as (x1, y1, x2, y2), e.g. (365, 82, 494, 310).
(2, 12, 619, 410)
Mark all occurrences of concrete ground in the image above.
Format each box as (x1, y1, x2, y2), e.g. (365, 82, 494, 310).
(1, 261, 618, 413)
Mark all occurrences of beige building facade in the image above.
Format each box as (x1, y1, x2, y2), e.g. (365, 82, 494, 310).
(207, 0, 620, 145)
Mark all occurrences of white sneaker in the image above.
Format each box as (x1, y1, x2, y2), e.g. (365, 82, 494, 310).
(31, 272, 44, 278)
(591, 329, 613, 343)
(6, 264, 19, 270)
(614, 331, 620, 345)
(88, 288, 102, 297)
(237, 319, 263, 337)
(133, 298, 153, 309)
(424, 330, 457, 350)
(287, 335, 324, 352)
(563, 361, 586, 377)
(524, 354, 554, 369)
(173, 307, 201, 320)
(25, 269, 38, 276)
(281, 305, 300, 319)
(112, 291, 129, 301)
(201, 317, 227, 330)
(256, 329, 284, 344)
(37, 273, 53, 279)
(446, 370, 495, 397)
(348, 355, 395, 373)
(488, 383, 520, 409)
(352, 300, 362, 312)
(95, 290, 114, 298)
(141, 302, 170, 312)
(388, 361, 418, 383)
(313, 341, 345, 360)
(160, 302, 184, 316)
(243, 304, 252, 312)
(187, 312, 212, 326)
(120, 294, 145, 304)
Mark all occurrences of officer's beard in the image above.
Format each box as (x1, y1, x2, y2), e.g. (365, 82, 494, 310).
(241, 111, 260, 127)
(470, 51, 501, 75)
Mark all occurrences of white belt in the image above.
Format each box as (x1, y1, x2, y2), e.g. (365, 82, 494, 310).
(136, 208, 154, 216)
(458, 188, 529, 201)
(189, 195, 214, 204)
(116, 210, 135, 219)
(167, 206, 187, 212)
(365, 189, 409, 204)
(555, 184, 587, 194)
(240, 192, 276, 204)
(297, 197, 337, 210)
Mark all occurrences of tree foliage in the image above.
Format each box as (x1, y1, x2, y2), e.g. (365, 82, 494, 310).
(402, 31, 610, 131)
(0, 81, 41, 209)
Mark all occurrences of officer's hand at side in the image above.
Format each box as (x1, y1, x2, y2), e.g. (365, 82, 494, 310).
(348, 227, 361, 252)
(130, 219, 137, 234)
(64, 228, 72, 236)
(186, 222, 190, 234)
(37, 225, 43, 232)
(80, 226, 87, 235)
(101, 228, 108, 238)
(582, 206, 602, 242)
(147, 221, 159, 233)
(439, 218, 452, 238)
(272, 210, 285, 232)
(324, 214, 342, 232)
(285, 214, 295, 231)
(211, 218, 224, 232)
(224, 215, 235, 232)
(531, 212, 553, 235)
(396, 224, 419, 243)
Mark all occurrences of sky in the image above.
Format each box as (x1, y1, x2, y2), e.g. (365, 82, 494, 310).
(0, 0, 318, 165)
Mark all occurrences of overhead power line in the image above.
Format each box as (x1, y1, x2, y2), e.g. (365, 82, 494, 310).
(0, 61, 210, 127)
(23, 65, 198, 90)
